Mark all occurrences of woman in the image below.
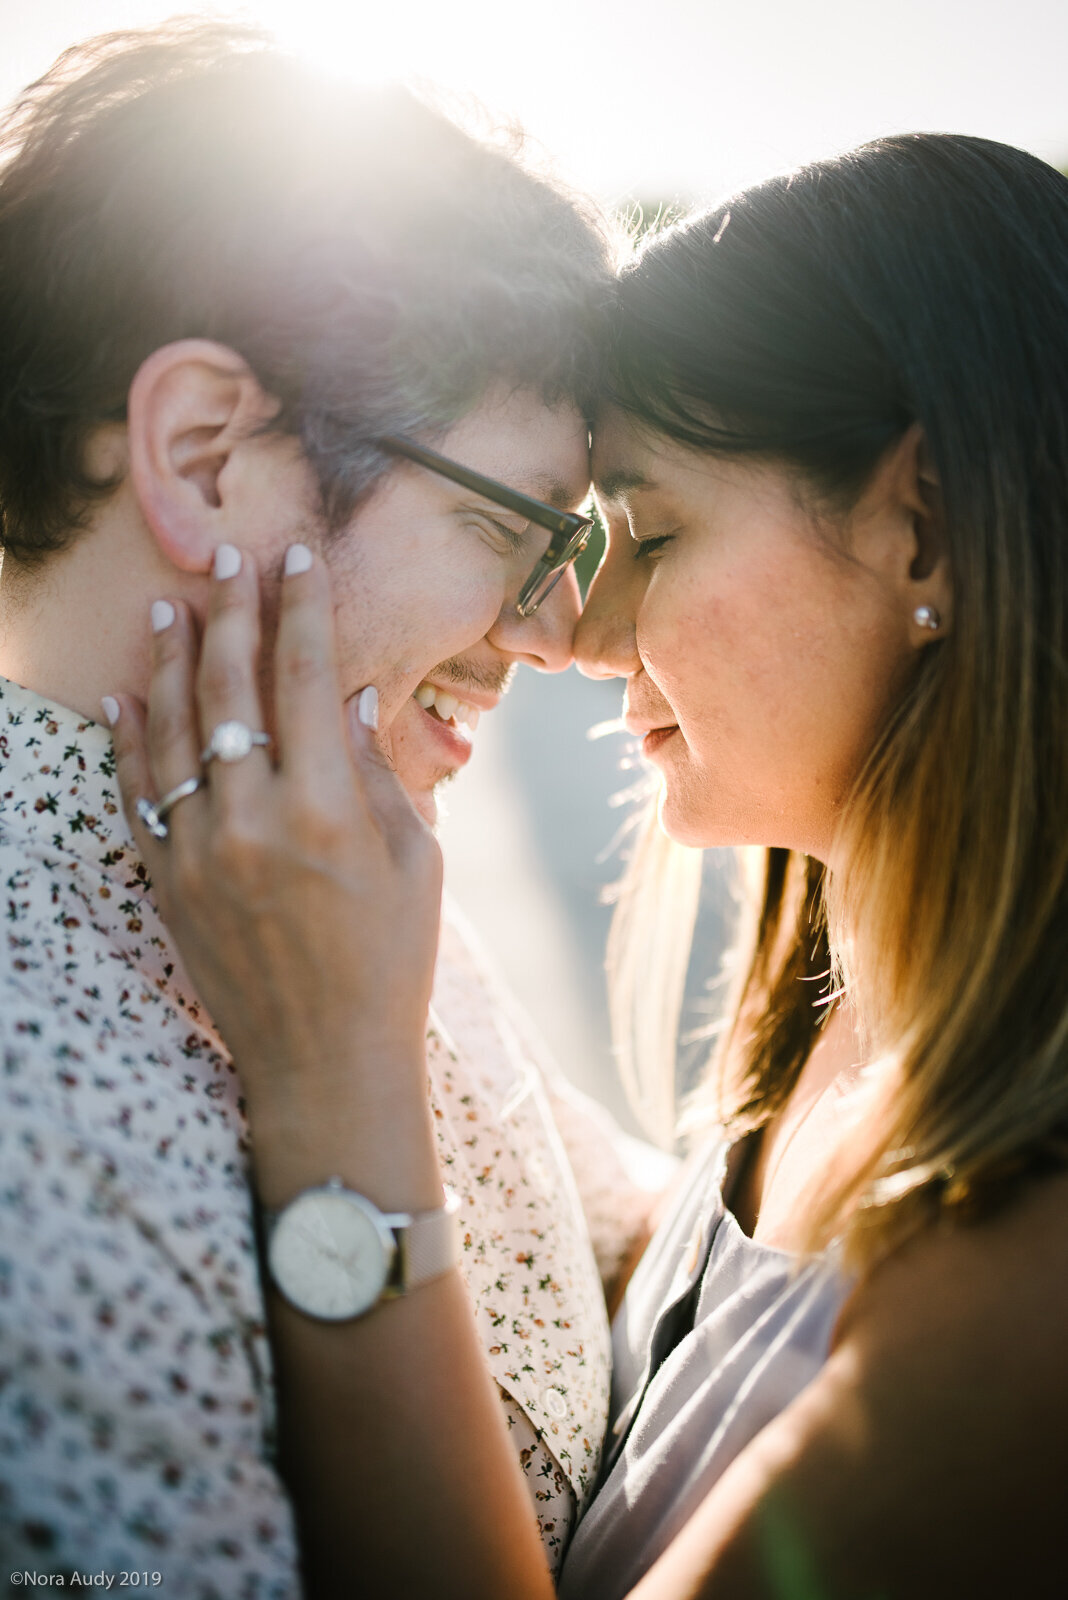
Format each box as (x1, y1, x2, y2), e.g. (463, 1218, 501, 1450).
(111, 132, 1068, 1597)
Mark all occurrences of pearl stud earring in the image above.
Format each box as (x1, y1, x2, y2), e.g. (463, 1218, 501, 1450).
(913, 605, 941, 631)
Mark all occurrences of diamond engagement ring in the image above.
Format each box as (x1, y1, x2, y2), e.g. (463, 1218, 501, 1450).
(135, 775, 204, 841)
(200, 720, 272, 766)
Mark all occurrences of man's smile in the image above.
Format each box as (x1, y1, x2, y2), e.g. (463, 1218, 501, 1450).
(412, 679, 490, 732)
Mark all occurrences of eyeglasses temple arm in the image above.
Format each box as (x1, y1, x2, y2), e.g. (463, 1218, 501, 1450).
(379, 435, 587, 542)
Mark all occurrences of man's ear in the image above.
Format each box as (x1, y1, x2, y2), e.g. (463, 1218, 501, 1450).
(126, 340, 280, 574)
(866, 421, 954, 641)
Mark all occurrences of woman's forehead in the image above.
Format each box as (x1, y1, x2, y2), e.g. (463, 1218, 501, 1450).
(591, 414, 718, 508)
(590, 410, 659, 503)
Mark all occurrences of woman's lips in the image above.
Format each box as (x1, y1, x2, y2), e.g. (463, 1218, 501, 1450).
(624, 698, 679, 759)
(642, 725, 679, 758)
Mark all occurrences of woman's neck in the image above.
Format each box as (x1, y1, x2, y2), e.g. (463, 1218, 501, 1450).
(730, 1006, 866, 1248)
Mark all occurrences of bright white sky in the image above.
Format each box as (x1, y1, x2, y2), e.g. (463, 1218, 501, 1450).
(1, 0, 1065, 205)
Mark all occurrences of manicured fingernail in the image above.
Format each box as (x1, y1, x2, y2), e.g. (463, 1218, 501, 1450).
(284, 543, 313, 577)
(101, 696, 120, 727)
(214, 543, 241, 580)
(151, 599, 176, 633)
(357, 685, 379, 730)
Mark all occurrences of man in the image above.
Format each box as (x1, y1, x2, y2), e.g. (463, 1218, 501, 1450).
(0, 23, 661, 1591)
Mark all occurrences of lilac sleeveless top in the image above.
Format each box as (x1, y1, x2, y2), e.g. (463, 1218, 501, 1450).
(558, 1136, 846, 1600)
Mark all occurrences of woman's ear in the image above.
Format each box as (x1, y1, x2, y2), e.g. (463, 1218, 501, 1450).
(126, 340, 279, 573)
(865, 422, 953, 643)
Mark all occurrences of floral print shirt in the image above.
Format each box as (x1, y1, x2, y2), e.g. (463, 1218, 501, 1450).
(0, 675, 657, 1593)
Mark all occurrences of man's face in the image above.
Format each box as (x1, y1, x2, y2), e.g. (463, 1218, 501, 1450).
(311, 387, 591, 823)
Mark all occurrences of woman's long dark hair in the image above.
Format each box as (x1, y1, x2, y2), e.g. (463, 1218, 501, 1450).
(606, 136, 1068, 1258)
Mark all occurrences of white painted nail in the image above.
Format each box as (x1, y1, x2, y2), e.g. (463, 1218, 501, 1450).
(101, 696, 120, 727)
(151, 599, 176, 633)
(284, 543, 313, 577)
(214, 543, 241, 580)
(357, 685, 379, 730)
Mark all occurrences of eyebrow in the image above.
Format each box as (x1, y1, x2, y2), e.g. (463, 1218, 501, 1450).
(380, 436, 589, 532)
(459, 477, 582, 527)
(595, 468, 654, 501)
(472, 463, 586, 510)
(528, 476, 586, 512)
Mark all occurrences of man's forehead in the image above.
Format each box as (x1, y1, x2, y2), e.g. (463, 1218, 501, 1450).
(472, 449, 590, 512)
(521, 469, 589, 510)
(443, 385, 591, 507)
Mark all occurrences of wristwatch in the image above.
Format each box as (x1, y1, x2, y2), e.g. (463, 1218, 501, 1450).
(264, 1177, 461, 1321)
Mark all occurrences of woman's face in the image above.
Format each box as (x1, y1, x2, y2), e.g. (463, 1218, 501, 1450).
(576, 408, 920, 860)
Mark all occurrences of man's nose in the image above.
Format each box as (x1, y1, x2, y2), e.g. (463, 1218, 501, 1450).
(574, 555, 640, 681)
(488, 564, 581, 673)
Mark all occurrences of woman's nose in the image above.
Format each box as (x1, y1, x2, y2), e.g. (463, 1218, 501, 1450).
(574, 553, 641, 681)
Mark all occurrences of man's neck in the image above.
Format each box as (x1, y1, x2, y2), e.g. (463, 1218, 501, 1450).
(0, 495, 174, 721)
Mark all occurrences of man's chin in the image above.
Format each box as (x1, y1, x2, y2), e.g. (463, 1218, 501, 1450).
(410, 770, 459, 830)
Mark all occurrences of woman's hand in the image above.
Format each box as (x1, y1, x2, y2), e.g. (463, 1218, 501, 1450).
(109, 546, 559, 1598)
(109, 542, 444, 1204)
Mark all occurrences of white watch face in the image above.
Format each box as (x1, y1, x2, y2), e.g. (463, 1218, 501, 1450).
(268, 1189, 392, 1319)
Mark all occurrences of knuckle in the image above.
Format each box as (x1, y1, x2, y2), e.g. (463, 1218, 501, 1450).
(278, 613, 333, 678)
(209, 819, 269, 891)
(198, 655, 253, 704)
(111, 739, 136, 785)
(151, 703, 196, 753)
(285, 791, 346, 855)
(153, 627, 187, 667)
(279, 641, 331, 689)
(212, 578, 253, 618)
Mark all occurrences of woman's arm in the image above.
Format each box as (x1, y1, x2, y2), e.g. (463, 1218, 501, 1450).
(112, 548, 555, 1600)
(634, 1167, 1068, 1600)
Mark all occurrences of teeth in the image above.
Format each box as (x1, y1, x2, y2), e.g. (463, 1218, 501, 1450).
(412, 682, 482, 732)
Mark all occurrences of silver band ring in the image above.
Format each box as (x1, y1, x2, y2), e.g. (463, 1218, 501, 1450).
(136, 775, 204, 842)
(200, 720, 271, 766)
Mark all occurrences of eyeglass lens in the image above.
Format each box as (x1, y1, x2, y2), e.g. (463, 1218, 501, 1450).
(516, 524, 592, 616)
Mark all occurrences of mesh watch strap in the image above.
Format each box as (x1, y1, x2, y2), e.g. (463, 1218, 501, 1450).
(385, 1189, 462, 1290)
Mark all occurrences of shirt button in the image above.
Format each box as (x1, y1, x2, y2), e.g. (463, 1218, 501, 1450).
(685, 1217, 706, 1275)
(543, 1387, 569, 1420)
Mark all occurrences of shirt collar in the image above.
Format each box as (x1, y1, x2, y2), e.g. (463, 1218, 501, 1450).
(0, 674, 140, 881)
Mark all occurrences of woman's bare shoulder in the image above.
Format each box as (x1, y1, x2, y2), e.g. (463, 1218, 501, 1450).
(839, 1163, 1068, 1347)
(637, 1169, 1068, 1600)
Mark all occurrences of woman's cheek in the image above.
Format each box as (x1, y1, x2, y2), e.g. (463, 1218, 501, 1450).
(639, 581, 704, 689)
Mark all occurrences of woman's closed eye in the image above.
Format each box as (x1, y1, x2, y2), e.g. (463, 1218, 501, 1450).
(632, 531, 676, 560)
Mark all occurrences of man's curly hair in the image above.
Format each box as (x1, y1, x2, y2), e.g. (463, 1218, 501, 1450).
(0, 19, 614, 563)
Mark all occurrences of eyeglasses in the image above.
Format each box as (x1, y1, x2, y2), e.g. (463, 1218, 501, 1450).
(378, 435, 593, 617)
